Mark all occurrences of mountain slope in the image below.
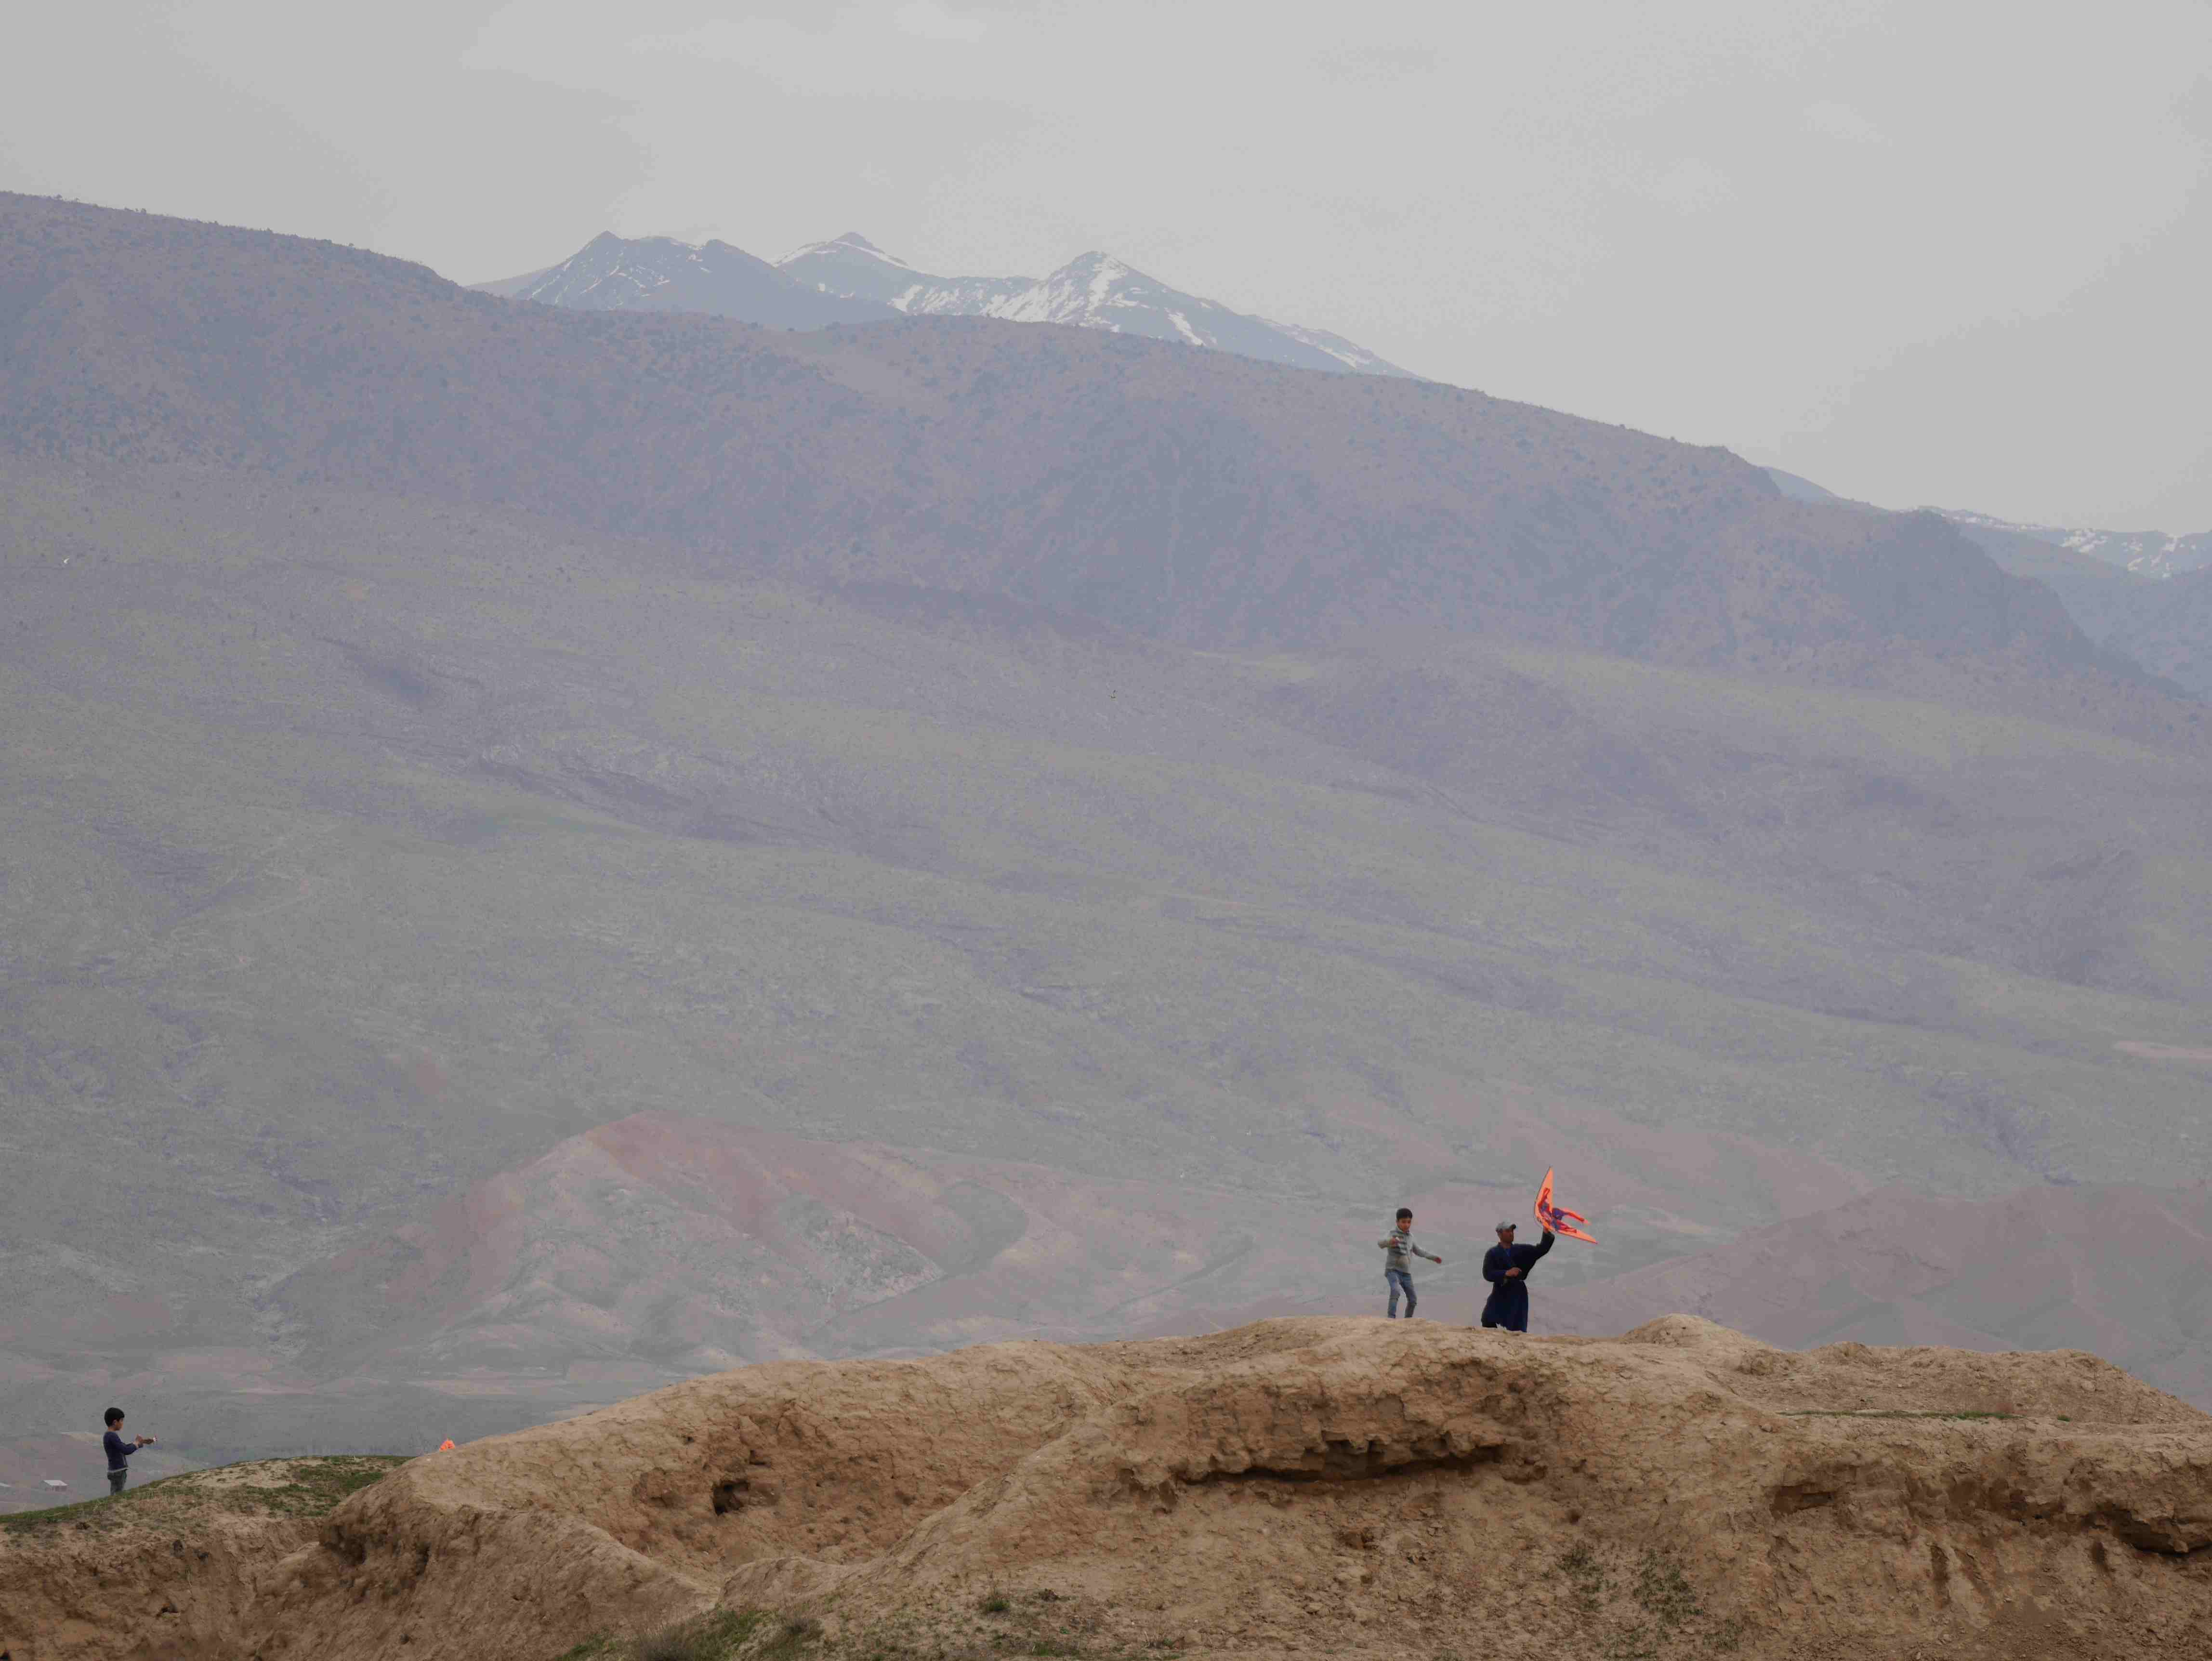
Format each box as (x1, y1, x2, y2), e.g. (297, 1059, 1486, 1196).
(8, 194, 2212, 1468)
(1941, 507, 2212, 580)
(266, 1111, 1871, 1387)
(6, 192, 2186, 729)
(2036, 564, 2212, 701)
(773, 229, 1028, 314)
(778, 231, 1417, 376)
(1938, 510, 2212, 701)
(9, 457, 2212, 1463)
(1259, 315, 1409, 375)
(1546, 1181, 2212, 1405)
(1938, 508, 2211, 702)
(1758, 469, 2211, 583)
(1757, 467, 2209, 699)
(1760, 465, 1847, 505)
(271, 1115, 2212, 1421)
(474, 231, 895, 330)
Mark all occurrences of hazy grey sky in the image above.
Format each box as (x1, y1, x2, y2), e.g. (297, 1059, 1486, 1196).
(6, 2, 2208, 528)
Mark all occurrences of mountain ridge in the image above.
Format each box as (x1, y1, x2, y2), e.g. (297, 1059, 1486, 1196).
(1938, 506, 2212, 581)
(474, 229, 894, 330)
(485, 225, 1422, 379)
(8, 191, 2186, 738)
(775, 230, 1419, 375)
(1756, 466, 2212, 701)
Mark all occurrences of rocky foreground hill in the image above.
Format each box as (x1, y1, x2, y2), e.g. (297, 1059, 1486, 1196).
(6, 1318, 2210, 1661)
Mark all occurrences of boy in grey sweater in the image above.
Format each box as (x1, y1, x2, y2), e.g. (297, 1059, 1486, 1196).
(1378, 1206, 1443, 1318)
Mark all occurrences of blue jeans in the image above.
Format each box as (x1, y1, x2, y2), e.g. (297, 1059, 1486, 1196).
(1386, 1268, 1416, 1318)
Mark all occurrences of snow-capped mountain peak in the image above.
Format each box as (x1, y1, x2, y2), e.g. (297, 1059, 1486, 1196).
(482, 227, 1417, 378)
(988, 251, 1152, 327)
(779, 236, 1414, 378)
(508, 233, 715, 310)
(777, 235, 1029, 315)
(785, 231, 916, 274)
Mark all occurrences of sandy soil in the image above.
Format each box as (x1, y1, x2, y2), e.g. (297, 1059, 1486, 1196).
(9, 1317, 2201, 1661)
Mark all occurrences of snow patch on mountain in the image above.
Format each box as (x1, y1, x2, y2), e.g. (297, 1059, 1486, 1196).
(489, 228, 1418, 377)
(1935, 508, 2212, 580)
(508, 234, 701, 309)
(780, 233, 1027, 316)
(779, 236, 1415, 378)
(1261, 318, 1408, 376)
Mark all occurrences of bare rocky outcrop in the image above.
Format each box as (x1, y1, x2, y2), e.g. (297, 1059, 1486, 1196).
(12, 1318, 2196, 1661)
(0, 1458, 404, 1661)
(0, 1517, 301, 1661)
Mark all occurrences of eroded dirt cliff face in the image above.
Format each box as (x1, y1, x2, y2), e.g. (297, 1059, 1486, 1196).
(0, 1457, 405, 1661)
(10, 1321, 2212, 1661)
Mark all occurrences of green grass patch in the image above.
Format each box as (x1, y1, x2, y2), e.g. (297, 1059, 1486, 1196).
(1551, 1542, 1741, 1657)
(0, 1454, 408, 1537)
(554, 1611, 820, 1661)
(1633, 1551, 1700, 1632)
(1558, 1541, 1606, 1613)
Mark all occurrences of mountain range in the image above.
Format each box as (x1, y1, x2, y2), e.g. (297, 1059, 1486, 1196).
(5, 191, 2212, 1487)
(1939, 507, 2212, 581)
(1761, 467, 2212, 703)
(475, 232, 894, 330)
(480, 229, 1412, 378)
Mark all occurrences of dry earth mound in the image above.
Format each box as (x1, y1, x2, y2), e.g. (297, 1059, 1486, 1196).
(15, 1319, 2204, 1661)
(0, 1456, 404, 1659)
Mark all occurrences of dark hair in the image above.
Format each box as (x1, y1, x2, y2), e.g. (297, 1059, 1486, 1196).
(1395, 1207, 1412, 1220)
(104, 1407, 125, 1426)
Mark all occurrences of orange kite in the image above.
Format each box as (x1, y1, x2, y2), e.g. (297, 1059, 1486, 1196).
(1534, 1168, 1597, 1244)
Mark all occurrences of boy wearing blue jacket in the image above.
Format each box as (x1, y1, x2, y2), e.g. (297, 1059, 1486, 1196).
(103, 1407, 154, 1496)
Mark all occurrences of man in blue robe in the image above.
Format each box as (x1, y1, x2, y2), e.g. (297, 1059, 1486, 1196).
(1480, 1220, 1554, 1332)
